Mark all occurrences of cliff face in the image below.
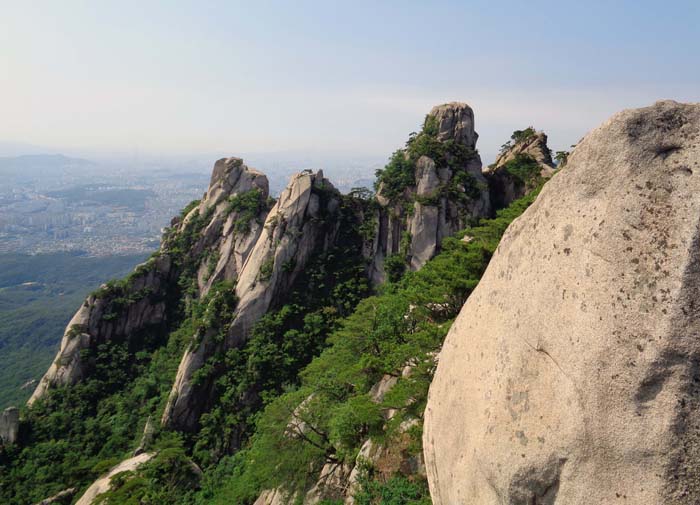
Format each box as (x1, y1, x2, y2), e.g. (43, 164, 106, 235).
(162, 170, 345, 430)
(424, 101, 700, 504)
(19, 101, 555, 505)
(368, 102, 491, 282)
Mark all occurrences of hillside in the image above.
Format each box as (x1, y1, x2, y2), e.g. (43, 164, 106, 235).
(0, 102, 553, 504)
(0, 253, 146, 408)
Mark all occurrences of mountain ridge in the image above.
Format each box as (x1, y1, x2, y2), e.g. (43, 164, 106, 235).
(0, 102, 556, 505)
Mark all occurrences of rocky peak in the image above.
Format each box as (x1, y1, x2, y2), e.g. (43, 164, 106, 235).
(28, 254, 174, 405)
(368, 102, 490, 282)
(29, 158, 271, 405)
(424, 100, 700, 504)
(492, 128, 554, 169)
(162, 169, 345, 431)
(429, 101, 478, 147)
(201, 157, 269, 213)
(484, 127, 556, 210)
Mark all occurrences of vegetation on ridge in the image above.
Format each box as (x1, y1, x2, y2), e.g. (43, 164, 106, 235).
(0, 116, 546, 504)
(192, 187, 541, 504)
(374, 115, 479, 202)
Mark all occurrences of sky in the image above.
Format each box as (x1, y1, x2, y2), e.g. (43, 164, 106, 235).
(1, 0, 699, 164)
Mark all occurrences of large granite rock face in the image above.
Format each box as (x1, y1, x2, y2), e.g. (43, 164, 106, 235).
(162, 170, 343, 431)
(368, 102, 490, 282)
(484, 129, 556, 211)
(424, 101, 700, 504)
(0, 407, 19, 445)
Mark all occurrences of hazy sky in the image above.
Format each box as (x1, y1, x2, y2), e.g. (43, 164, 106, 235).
(2, 1, 699, 163)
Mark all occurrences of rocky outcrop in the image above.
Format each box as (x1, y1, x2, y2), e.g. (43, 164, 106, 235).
(28, 254, 174, 404)
(162, 170, 344, 431)
(424, 101, 700, 504)
(33, 488, 77, 505)
(484, 128, 556, 210)
(75, 452, 154, 505)
(28, 158, 269, 406)
(0, 407, 19, 445)
(184, 157, 270, 297)
(368, 102, 491, 283)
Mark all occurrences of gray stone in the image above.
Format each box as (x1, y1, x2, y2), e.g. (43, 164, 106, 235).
(0, 407, 19, 445)
(484, 129, 556, 210)
(424, 100, 700, 504)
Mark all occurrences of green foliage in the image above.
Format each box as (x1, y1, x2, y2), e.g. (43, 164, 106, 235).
(502, 153, 542, 187)
(348, 187, 374, 201)
(93, 446, 201, 504)
(207, 188, 541, 502)
(0, 252, 145, 409)
(192, 240, 370, 465)
(0, 220, 231, 502)
(384, 254, 407, 283)
(554, 150, 570, 167)
(259, 256, 274, 281)
(225, 188, 267, 234)
(0, 313, 193, 504)
(511, 127, 536, 144)
(0, 151, 542, 505)
(354, 473, 431, 505)
(180, 199, 201, 219)
(499, 126, 537, 154)
(328, 395, 382, 459)
(374, 115, 477, 202)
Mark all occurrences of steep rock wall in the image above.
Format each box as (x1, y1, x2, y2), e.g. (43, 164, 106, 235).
(424, 100, 700, 504)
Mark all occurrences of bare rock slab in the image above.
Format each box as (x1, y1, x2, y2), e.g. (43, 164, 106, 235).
(424, 101, 700, 504)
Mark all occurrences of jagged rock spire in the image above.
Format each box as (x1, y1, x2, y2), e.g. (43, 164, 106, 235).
(28, 158, 271, 405)
(162, 170, 343, 430)
(368, 102, 490, 283)
(429, 102, 479, 147)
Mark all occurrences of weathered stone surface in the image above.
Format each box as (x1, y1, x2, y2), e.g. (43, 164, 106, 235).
(254, 489, 291, 505)
(189, 157, 270, 297)
(75, 453, 153, 505)
(369, 103, 491, 282)
(33, 487, 77, 505)
(162, 170, 343, 430)
(424, 101, 700, 504)
(430, 102, 479, 146)
(492, 130, 555, 170)
(0, 407, 19, 445)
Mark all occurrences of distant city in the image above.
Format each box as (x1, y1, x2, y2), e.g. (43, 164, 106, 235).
(0, 153, 380, 256)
